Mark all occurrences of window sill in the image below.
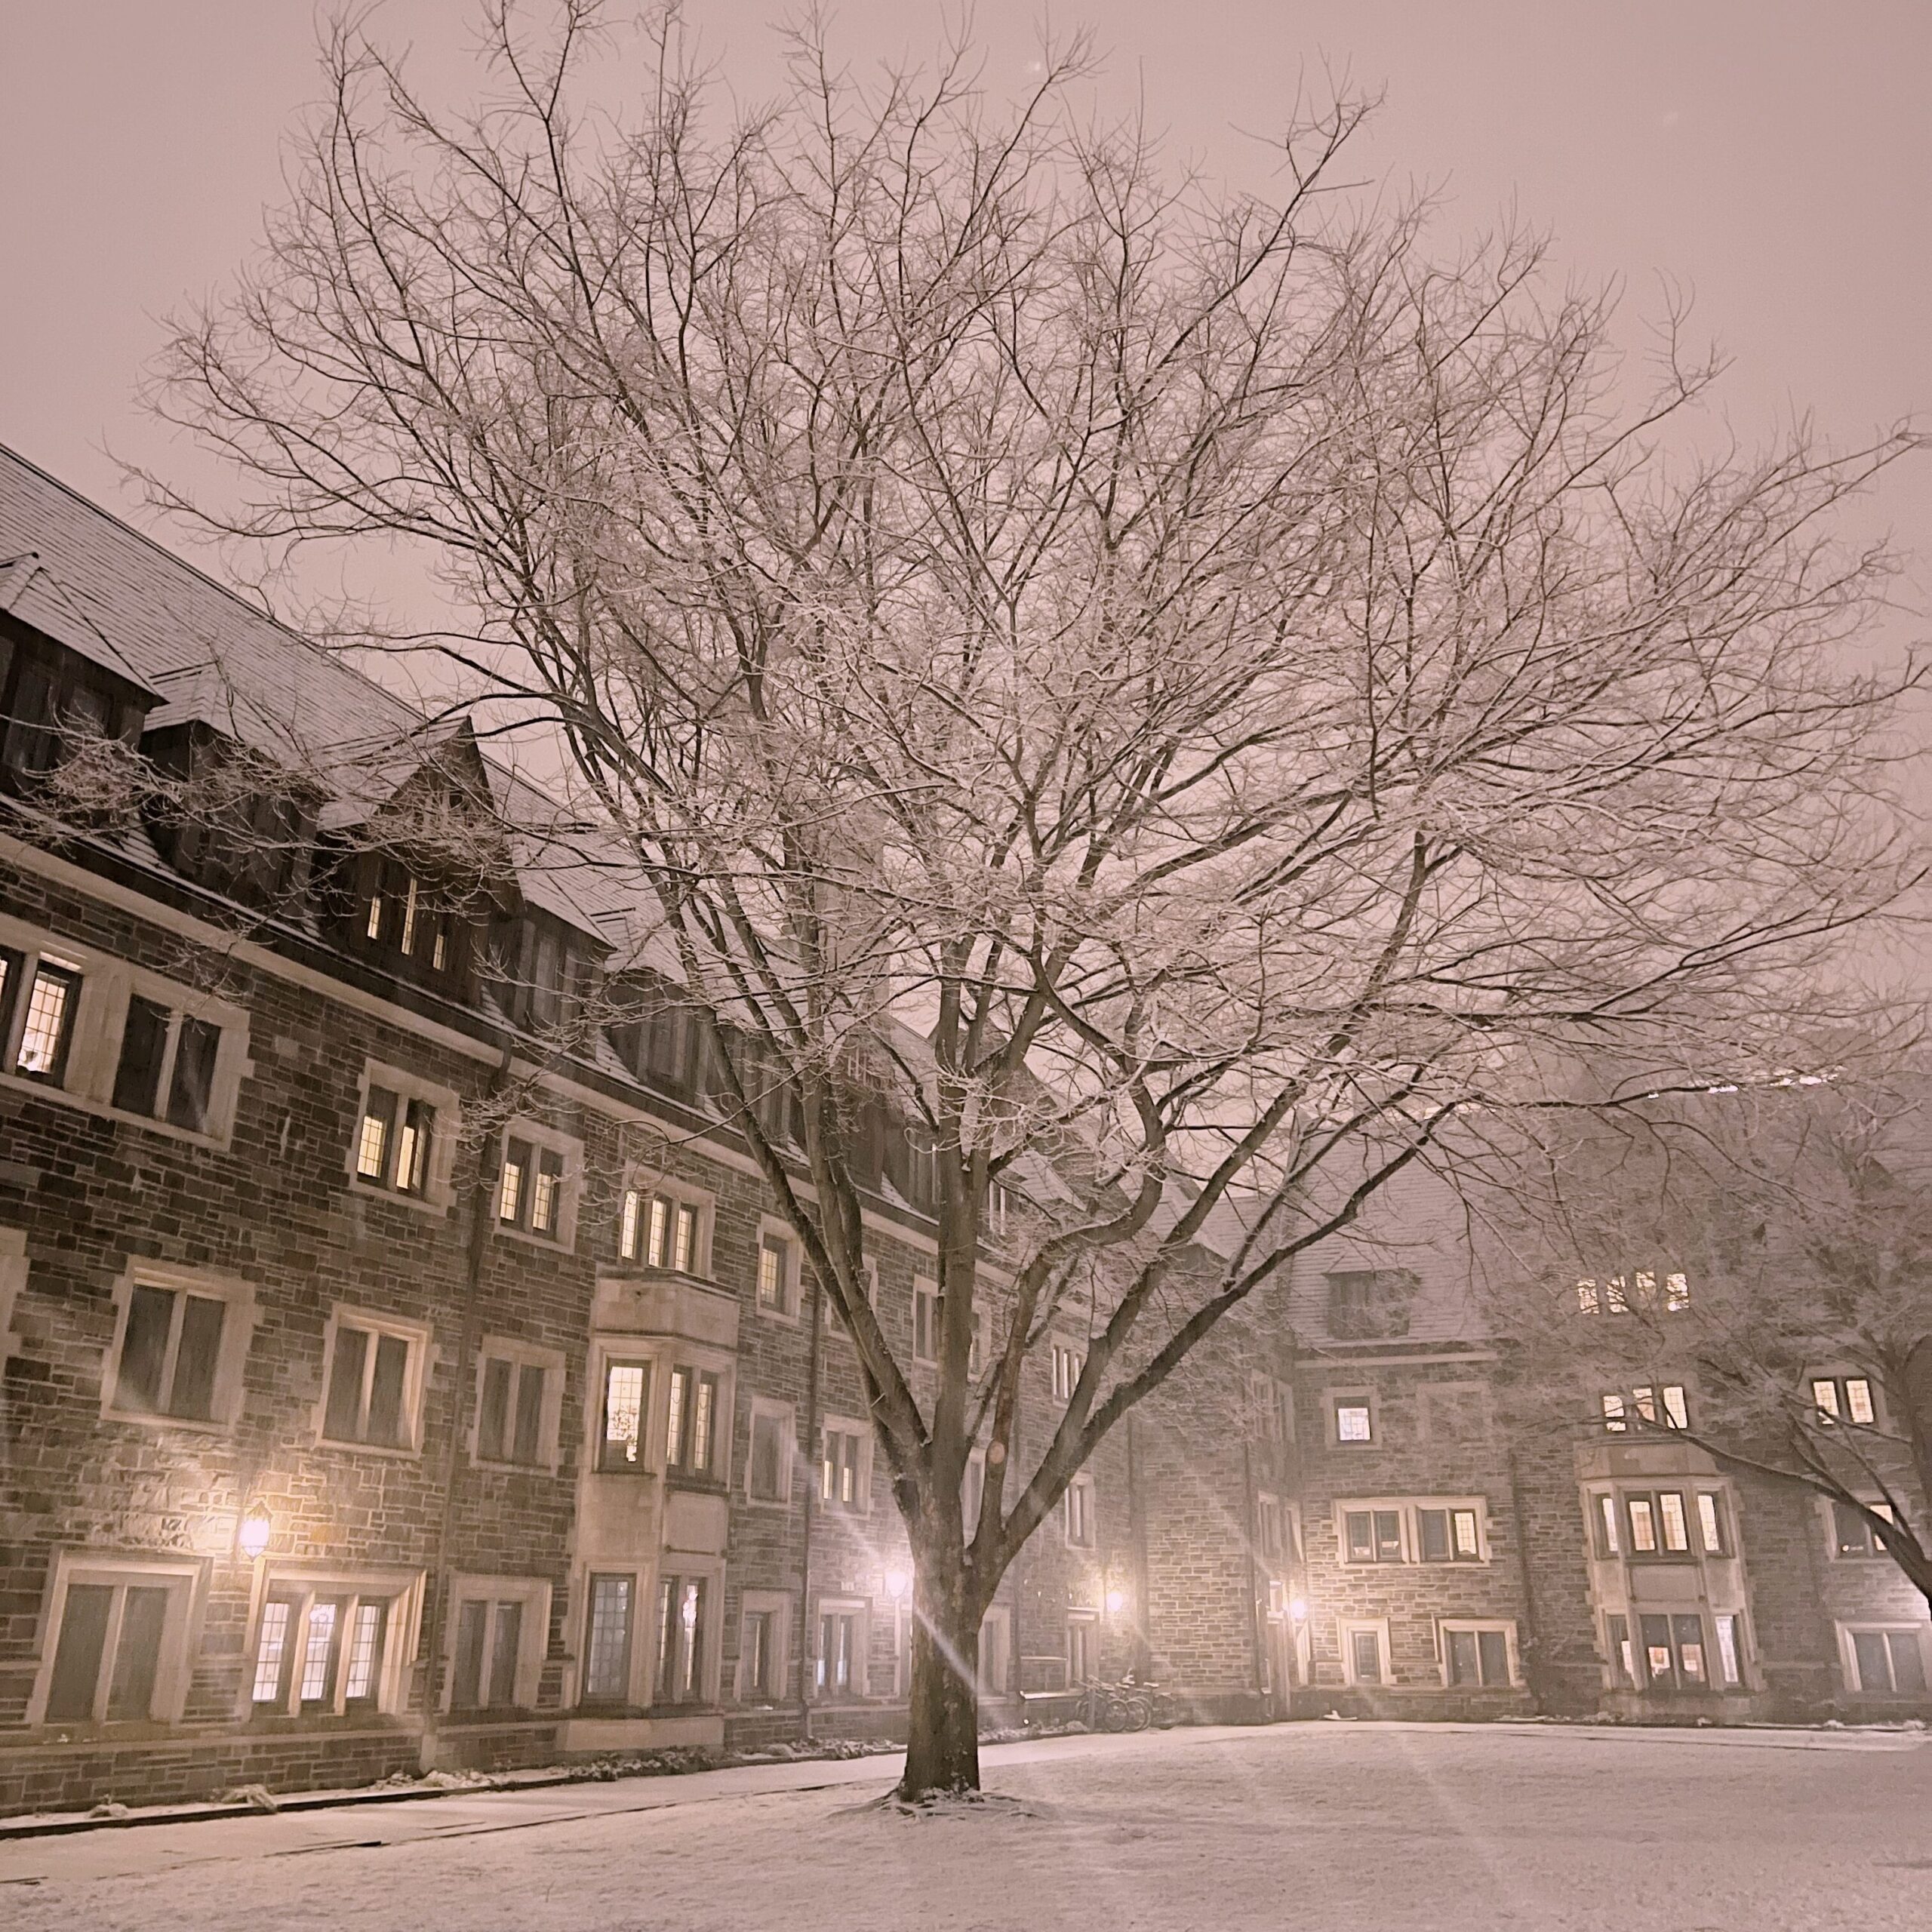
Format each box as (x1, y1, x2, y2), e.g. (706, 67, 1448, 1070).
(472, 1454, 563, 1478)
(315, 1435, 425, 1462)
(0, 1070, 235, 1151)
(101, 1407, 235, 1438)
(494, 1223, 577, 1255)
(664, 1473, 729, 1495)
(753, 1301, 801, 1327)
(347, 1179, 455, 1220)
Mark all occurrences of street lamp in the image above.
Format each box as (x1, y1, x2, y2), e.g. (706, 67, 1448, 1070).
(1287, 1597, 1308, 1623)
(237, 1502, 273, 1561)
(884, 1568, 910, 1601)
(1104, 1586, 1128, 1616)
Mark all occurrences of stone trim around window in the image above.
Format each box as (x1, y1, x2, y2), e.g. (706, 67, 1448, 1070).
(26, 1547, 210, 1729)
(467, 1337, 568, 1474)
(1436, 1618, 1520, 1690)
(743, 1396, 798, 1508)
(0, 1226, 24, 1369)
(312, 1303, 435, 1457)
(440, 1574, 553, 1713)
(346, 1058, 461, 1212)
(617, 1171, 715, 1275)
(99, 1259, 257, 1433)
(240, 1561, 426, 1721)
(493, 1117, 586, 1251)
(734, 1589, 794, 1705)
(752, 1217, 803, 1324)
(1337, 1617, 1392, 1687)
(0, 911, 253, 1147)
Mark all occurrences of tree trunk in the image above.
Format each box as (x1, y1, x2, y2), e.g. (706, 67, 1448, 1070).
(898, 1540, 982, 1801)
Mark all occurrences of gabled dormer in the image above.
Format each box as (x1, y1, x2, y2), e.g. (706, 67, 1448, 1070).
(0, 553, 158, 795)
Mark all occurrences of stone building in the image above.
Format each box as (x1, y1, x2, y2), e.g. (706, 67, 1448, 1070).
(0, 445, 1924, 1817)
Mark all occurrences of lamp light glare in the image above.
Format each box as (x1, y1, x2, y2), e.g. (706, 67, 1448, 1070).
(1104, 1588, 1128, 1615)
(1288, 1596, 1309, 1622)
(237, 1503, 272, 1561)
(885, 1568, 910, 1601)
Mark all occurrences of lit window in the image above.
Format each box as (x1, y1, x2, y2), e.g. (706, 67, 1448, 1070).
(1593, 1493, 1620, 1556)
(1601, 1393, 1628, 1434)
(1662, 1385, 1690, 1429)
(1714, 1613, 1744, 1687)
(1813, 1374, 1878, 1426)
(582, 1574, 634, 1703)
(665, 1364, 718, 1477)
(821, 1426, 865, 1509)
(1696, 1492, 1726, 1555)
(657, 1575, 708, 1703)
(497, 1134, 566, 1239)
(355, 1083, 435, 1195)
(251, 1586, 396, 1714)
(756, 1233, 792, 1313)
(2, 950, 82, 1083)
(1334, 1400, 1373, 1444)
(600, 1362, 648, 1471)
(620, 1189, 701, 1269)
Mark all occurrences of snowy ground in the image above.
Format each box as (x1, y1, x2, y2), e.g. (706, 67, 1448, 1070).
(3, 1721, 1928, 1931)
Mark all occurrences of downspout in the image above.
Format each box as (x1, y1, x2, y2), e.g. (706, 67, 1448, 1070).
(419, 1038, 515, 1770)
(795, 1266, 824, 1742)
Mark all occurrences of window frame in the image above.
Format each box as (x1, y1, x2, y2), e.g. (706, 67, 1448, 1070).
(1438, 1619, 1518, 1690)
(735, 1589, 793, 1704)
(1064, 1473, 1097, 1549)
(346, 1060, 460, 1211)
(1335, 1497, 1490, 1567)
(1050, 1338, 1087, 1404)
(29, 1549, 207, 1728)
(243, 1562, 424, 1721)
(654, 1569, 718, 1707)
(753, 1220, 801, 1322)
(1810, 1372, 1881, 1429)
(100, 1260, 255, 1433)
(1330, 1391, 1377, 1446)
(315, 1305, 433, 1456)
(1339, 1617, 1392, 1687)
(1827, 1495, 1900, 1559)
(493, 1118, 582, 1250)
(1839, 1622, 1930, 1697)
(580, 1569, 641, 1706)
(912, 1277, 940, 1365)
(745, 1397, 796, 1507)
(469, 1337, 566, 1473)
(663, 1361, 724, 1482)
(815, 1596, 869, 1701)
(441, 1574, 552, 1714)
(819, 1414, 873, 1515)
(617, 1175, 712, 1275)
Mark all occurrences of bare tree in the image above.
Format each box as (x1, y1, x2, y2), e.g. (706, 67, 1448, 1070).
(1483, 1063, 1932, 1611)
(141, 2, 1921, 1795)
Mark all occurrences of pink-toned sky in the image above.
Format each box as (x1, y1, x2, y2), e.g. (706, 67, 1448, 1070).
(2, 1, 1926, 628)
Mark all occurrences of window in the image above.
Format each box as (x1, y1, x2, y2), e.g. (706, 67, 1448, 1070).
(1624, 1491, 1693, 1558)
(913, 1281, 940, 1364)
(817, 1604, 862, 1697)
(1067, 1612, 1098, 1686)
(498, 1134, 568, 1241)
(748, 1403, 793, 1504)
(1605, 1614, 1635, 1686)
(1713, 1613, 1745, 1688)
(349, 1064, 455, 1204)
(106, 1269, 249, 1426)
(1601, 1385, 1688, 1432)
(820, 1420, 869, 1512)
(598, 1361, 649, 1471)
(1442, 1624, 1512, 1689)
(1342, 1622, 1389, 1686)
(582, 1574, 635, 1703)
(978, 1605, 1010, 1696)
(473, 1345, 560, 1469)
(357, 1088, 429, 1195)
(1578, 1271, 1691, 1314)
(320, 1312, 426, 1451)
(620, 1186, 703, 1271)
(1832, 1498, 1898, 1558)
(1051, 1341, 1085, 1404)
(0, 946, 82, 1084)
(1065, 1475, 1096, 1549)
(1811, 1375, 1877, 1426)
(109, 993, 224, 1134)
(656, 1575, 709, 1704)
(1257, 1494, 1284, 1564)
(1695, 1491, 1727, 1556)
(1324, 1268, 1418, 1340)
(251, 1574, 416, 1715)
(448, 1587, 543, 1712)
(1845, 1627, 1928, 1697)
(755, 1230, 796, 1317)
(1591, 1492, 1621, 1557)
(1333, 1397, 1374, 1444)
(962, 1449, 986, 1540)
(665, 1364, 720, 1478)
(1345, 1509, 1405, 1564)
(737, 1595, 791, 1703)
(1416, 1506, 1482, 1563)
(1638, 1612, 1709, 1690)
(986, 1180, 1013, 1240)
(37, 1560, 198, 1726)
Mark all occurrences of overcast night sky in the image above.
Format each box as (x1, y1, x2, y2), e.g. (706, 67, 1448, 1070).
(2, 2, 1927, 653)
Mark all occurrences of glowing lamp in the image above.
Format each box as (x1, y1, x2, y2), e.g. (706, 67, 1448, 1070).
(884, 1569, 911, 1601)
(1288, 1597, 1309, 1623)
(237, 1503, 273, 1561)
(1104, 1587, 1128, 1615)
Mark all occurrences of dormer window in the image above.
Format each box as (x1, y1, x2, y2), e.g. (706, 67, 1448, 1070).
(360, 860, 459, 983)
(0, 615, 150, 793)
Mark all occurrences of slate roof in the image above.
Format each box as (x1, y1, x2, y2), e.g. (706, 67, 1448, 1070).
(0, 441, 634, 948)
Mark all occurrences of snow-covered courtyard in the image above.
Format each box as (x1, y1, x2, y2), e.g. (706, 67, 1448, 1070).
(4, 1722, 1928, 1931)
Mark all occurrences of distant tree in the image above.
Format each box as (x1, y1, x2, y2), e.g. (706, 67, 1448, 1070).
(143, 2, 1919, 1794)
(1484, 1063, 1932, 1611)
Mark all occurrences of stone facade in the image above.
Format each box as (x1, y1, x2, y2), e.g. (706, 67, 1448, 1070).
(0, 445, 1925, 1817)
